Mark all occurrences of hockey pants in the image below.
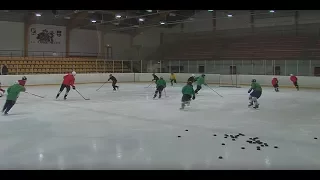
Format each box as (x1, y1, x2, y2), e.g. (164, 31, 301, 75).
(112, 81, 119, 91)
(56, 84, 71, 99)
(293, 82, 299, 91)
(195, 85, 202, 94)
(154, 86, 164, 98)
(170, 79, 177, 86)
(2, 100, 15, 114)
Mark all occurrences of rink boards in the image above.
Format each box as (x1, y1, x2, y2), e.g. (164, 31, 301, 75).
(1, 73, 320, 89)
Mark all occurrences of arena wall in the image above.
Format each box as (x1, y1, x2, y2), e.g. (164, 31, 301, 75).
(69, 29, 102, 56)
(1, 73, 320, 89)
(104, 32, 131, 59)
(0, 21, 24, 56)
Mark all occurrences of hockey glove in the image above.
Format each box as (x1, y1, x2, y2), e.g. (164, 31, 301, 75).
(192, 96, 195, 100)
(248, 88, 252, 93)
(72, 86, 76, 90)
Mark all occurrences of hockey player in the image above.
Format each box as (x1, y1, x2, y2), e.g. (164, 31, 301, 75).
(170, 72, 177, 86)
(180, 81, 196, 110)
(0, 82, 5, 97)
(18, 76, 27, 86)
(187, 74, 196, 83)
(2, 82, 26, 115)
(271, 77, 279, 92)
(290, 74, 299, 91)
(56, 71, 76, 100)
(108, 74, 119, 91)
(152, 73, 159, 83)
(153, 77, 166, 99)
(194, 74, 207, 94)
(248, 79, 262, 109)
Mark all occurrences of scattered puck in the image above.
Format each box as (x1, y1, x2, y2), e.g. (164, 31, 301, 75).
(261, 145, 264, 147)
(264, 143, 269, 147)
(232, 139, 235, 141)
(241, 147, 245, 149)
(248, 141, 252, 144)
(224, 134, 229, 136)
(249, 138, 253, 140)
(213, 134, 217, 136)
(314, 137, 318, 140)
(239, 133, 245, 136)
(274, 146, 278, 149)
(218, 156, 223, 159)
(221, 143, 225, 146)
(224, 137, 228, 138)
(252, 142, 256, 144)
(177, 136, 181, 138)
(257, 142, 263, 145)
(256, 148, 261, 151)
(185, 130, 188, 132)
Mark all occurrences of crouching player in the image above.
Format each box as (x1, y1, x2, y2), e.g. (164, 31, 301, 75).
(180, 81, 195, 110)
(56, 71, 76, 100)
(2, 82, 26, 115)
(248, 79, 262, 109)
(170, 72, 177, 86)
(271, 77, 279, 92)
(153, 77, 166, 99)
(194, 74, 207, 94)
(0, 82, 5, 97)
(290, 74, 299, 91)
(108, 74, 119, 91)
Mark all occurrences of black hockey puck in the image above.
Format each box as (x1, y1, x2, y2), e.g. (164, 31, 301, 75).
(218, 156, 223, 159)
(232, 139, 235, 141)
(257, 142, 263, 145)
(239, 133, 245, 136)
(261, 145, 264, 147)
(224, 137, 228, 138)
(185, 130, 188, 132)
(314, 137, 318, 140)
(264, 143, 269, 147)
(274, 146, 278, 149)
(247, 141, 252, 144)
(177, 136, 181, 138)
(221, 143, 225, 146)
(241, 147, 245, 149)
(256, 148, 261, 151)
(224, 134, 229, 136)
(213, 134, 217, 136)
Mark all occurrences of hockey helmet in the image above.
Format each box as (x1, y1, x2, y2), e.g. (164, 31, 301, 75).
(109, 74, 112, 77)
(160, 76, 163, 79)
(251, 79, 256, 83)
(72, 71, 76, 76)
(201, 74, 205, 77)
(22, 76, 27, 81)
(192, 74, 195, 77)
(290, 74, 293, 76)
(187, 81, 193, 85)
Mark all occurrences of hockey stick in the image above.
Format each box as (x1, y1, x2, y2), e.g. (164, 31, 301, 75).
(96, 81, 108, 91)
(164, 88, 169, 97)
(24, 92, 46, 98)
(205, 85, 223, 97)
(144, 82, 154, 88)
(75, 89, 90, 100)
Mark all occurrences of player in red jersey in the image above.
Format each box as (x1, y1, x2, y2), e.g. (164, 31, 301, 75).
(271, 77, 279, 92)
(0, 82, 5, 97)
(18, 76, 27, 86)
(290, 74, 299, 91)
(56, 71, 76, 100)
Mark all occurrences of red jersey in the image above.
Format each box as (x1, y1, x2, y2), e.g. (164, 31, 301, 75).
(18, 80, 26, 86)
(290, 76, 297, 83)
(62, 73, 75, 87)
(271, 78, 278, 86)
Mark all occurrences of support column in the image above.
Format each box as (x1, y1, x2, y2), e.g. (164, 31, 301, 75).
(212, 11, 216, 31)
(24, 22, 30, 57)
(295, 11, 299, 35)
(250, 10, 255, 33)
(66, 27, 70, 57)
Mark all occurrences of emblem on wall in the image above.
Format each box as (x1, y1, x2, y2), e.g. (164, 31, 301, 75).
(30, 27, 63, 45)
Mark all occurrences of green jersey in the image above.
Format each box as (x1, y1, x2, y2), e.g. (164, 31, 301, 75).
(6, 84, 26, 101)
(251, 82, 262, 92)
(156, 79, 166, 88)
(182, 84, 195, 96)
(196, 76, 205, 86)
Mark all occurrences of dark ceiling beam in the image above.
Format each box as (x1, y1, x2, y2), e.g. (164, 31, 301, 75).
(67, 11, 89, 30)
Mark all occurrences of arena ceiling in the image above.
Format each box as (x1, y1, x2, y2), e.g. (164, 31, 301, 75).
(0, 10, 202, 35)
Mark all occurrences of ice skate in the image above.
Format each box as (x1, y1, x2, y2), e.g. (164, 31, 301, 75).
(186, 101, 191, 106)
(180, 103, 185, 110)
(248, 102, 253, 107)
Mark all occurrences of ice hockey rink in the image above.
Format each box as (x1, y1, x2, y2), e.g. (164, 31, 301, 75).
(1, 82, 320, 170)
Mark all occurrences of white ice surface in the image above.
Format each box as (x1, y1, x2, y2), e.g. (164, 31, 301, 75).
(1, 83, 320, 169)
